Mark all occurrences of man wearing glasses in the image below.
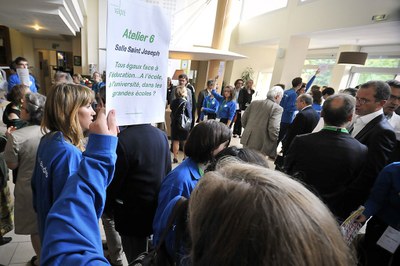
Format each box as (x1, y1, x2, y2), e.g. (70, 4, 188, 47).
(7, 57, 38, 93)
(383, 80, 400, 162)
(347, 80, 396, 210)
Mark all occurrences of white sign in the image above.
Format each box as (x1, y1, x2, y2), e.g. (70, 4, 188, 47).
(106, 0, 171, 125)
(16, 68, 31, 87)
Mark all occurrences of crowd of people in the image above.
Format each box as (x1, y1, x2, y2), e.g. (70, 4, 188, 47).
(0, 55, 399, 266)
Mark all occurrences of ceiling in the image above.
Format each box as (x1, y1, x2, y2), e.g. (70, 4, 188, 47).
(0, 0, 84, 39)
(0, 0, 398, 51)
(307, 21, 400, 49)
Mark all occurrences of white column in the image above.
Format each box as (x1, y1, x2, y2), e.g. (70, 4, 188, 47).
(270, 36, 310, 88)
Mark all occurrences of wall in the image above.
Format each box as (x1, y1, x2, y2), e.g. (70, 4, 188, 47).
(225, 28, 277, 91)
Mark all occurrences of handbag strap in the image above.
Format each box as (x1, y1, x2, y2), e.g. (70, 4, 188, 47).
(155, 196, 187, 250)
(174, 99, 187, 117)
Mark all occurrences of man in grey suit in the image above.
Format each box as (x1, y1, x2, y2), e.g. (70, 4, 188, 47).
(241, 86, 284, 159)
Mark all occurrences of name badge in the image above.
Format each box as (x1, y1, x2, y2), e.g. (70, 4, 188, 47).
(377, 226, 400, 254)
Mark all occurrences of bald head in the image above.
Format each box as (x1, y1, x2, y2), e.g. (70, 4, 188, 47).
(322, 94, 355, 127)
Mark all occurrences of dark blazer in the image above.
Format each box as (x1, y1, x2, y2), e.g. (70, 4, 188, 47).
(283, 106, 319, 155)
(347, 114, 396, 209)
(106, 124, 172, 237)
(284, 129, 368, 220)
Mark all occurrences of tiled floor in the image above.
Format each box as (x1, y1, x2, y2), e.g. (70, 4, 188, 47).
(0, 135, 273, 266)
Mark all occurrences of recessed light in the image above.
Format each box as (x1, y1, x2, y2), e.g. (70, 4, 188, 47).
(372, 14, 387, 22)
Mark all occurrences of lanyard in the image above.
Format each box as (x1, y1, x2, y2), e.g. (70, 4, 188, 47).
(322, 126, 348, 133)
(218, 100, 226, 113)
(198, 166, 204, 176)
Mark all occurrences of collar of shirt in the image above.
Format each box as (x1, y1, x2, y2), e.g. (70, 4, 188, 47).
(301, 105, 312, 111)
(356, 109, 383, 126)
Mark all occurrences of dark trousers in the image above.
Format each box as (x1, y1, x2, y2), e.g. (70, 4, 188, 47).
(233, 111, 242, 135)
(278, 122, 290, 145)
(121, 235, 147, 264)
(360, 216, 400, 266)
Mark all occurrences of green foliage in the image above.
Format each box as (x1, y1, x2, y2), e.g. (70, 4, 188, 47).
(241, 67, 254, 83)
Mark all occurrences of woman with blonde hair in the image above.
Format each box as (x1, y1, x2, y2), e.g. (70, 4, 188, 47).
(32, 83, 96, 242)
(170, 84, 191, 163)
(189, 163, 355, 266)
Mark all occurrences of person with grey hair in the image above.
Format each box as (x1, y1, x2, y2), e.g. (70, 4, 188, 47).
(53, 71, 73, 84)
(240, 86, 283, 158)
(285, 94, 368, 221)
(280, 93, 319, 158)
(346, 80, 396, 210)
(4, 93, 46, 266)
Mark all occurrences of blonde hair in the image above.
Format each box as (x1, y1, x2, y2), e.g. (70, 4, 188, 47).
(175, 85, 187, 98)
(41, 83, 94, 151)
(189, 163, 354, 266)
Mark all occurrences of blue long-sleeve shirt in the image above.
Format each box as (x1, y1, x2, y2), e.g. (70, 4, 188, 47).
(211, 89, 236, 122)
(304, 75, 316, 92)
(280, 88, 297, 124)
(200, 95, 219, 120)
(363, 162, 400, 229)
(40, 134, 118, 265)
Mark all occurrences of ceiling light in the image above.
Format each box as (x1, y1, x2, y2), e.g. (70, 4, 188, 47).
(337, 52, 368, 65)
(32, 24, 42, 31)
(372, 14, 387, 22)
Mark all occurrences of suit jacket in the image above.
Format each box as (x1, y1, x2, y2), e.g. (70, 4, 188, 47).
(347, 114, 396, 209)
(106, 124, 172, 237)
(283, 106, 319, 155)
(241, 99, 283, 158)
(284, 129, 368, 220)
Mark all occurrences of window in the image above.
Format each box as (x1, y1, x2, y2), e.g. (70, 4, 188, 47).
(348, 56, 400, 87)
(301, 58, 336, 87)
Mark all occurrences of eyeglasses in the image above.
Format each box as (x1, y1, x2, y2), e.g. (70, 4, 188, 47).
(389, 94, 400, 101)
(355, 97, 372, 105)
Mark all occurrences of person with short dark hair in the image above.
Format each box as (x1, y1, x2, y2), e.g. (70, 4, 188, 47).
(278, 77, 303, 144)
(3, 84, 30, 129)
(342, 87, 357, 97)
(205, 146, 269, 172)
(383, 80, 400, 162)
(322, 86, 335, 99)
(348, 80, 396, 210)
(311, 90, 322, 116)
(285, 94, 368, 221)
(7, 57, 38, 93)
(152, 120, 231, 260)
(281, 94, 319, 156)
(196, 79, 214, 122)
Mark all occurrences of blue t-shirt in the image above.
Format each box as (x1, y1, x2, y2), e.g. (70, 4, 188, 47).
(31, 132, 82, 240)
